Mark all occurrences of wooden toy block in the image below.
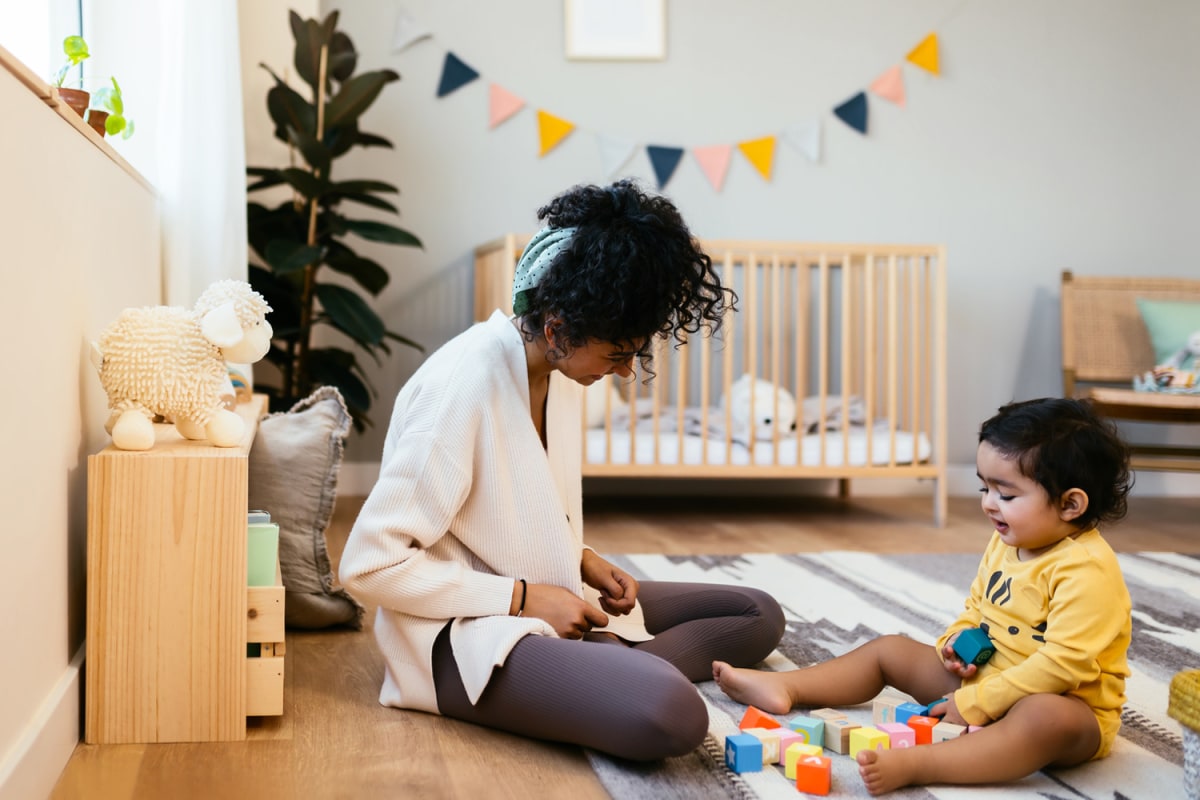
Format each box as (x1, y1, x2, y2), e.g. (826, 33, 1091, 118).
(906, 715, 939, 745)
(724, 733, 763, 773)
(878, 722, 916, 749)
(932, 721, 967, 742)
(968, 725, 985, 733)
(894, 701, 927, 724)
(849, 727, 890, 758)
(794, 754, 832, 796)
(787, 714, 824, 746)
(953, 627, 995, 666)
(739, 705, 782, 730)
(822, 717, 860, 755)
(784, 742, 824, 778)
(775, 730, 806, 763)
(743, 727, 782, 763)
(809, 708, 847, 722)
(872, 695, 904, 725)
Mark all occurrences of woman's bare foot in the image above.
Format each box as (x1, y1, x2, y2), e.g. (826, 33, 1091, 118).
(857, 747, 919, 795)
(711, 661, 793, 715)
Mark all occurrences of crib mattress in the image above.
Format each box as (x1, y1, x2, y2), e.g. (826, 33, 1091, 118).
(585, 422, 931, 468)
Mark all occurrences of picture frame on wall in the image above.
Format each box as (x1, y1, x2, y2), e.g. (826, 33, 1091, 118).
(564, 0, 666, 61)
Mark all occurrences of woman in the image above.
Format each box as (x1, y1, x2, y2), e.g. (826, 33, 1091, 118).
(340, 180, 784, 760)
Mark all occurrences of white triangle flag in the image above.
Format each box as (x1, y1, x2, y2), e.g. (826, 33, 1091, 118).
(783, 120, 822, 163)
(596, 133, 638, 178)
(392, 7, 432, 53)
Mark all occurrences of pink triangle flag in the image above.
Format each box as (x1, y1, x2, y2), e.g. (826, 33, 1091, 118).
(869, 64, 906, 107)
(692, 144, 733, 192)
(488, 84, 525, 129)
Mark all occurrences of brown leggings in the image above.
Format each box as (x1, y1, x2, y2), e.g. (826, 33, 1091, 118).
(432, 581, 785, 761)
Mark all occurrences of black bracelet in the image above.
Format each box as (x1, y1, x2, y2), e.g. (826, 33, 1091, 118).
(516, 578, 527, 617)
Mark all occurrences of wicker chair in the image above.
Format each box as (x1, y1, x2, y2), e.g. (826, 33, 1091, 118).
(1060, 271, 1200, 472)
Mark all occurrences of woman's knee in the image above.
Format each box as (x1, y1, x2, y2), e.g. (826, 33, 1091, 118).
(738, 586, 786, 660)
(615, 663, 708, 760)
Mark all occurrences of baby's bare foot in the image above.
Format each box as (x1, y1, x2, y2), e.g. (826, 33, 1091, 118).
(856, 747, 919, 795)
(711, 660, 793, 715)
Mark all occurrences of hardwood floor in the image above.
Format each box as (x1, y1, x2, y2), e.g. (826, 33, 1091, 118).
(51, 492, 1199, 800)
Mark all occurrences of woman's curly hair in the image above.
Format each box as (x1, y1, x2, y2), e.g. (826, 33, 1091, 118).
(516, 180, 734, 369)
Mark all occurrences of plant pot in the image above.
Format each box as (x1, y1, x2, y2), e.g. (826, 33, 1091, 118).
(57, 87, 89, 117)
(87, 109, 109, 136)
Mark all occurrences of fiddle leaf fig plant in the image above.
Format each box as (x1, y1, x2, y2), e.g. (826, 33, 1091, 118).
(247, 10, 422, 430)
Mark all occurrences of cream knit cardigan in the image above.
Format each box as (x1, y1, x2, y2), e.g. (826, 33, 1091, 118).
(339, 312, 647, 711)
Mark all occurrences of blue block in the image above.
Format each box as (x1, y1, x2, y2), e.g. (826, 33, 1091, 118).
(787, 715, 825, 747)
(954, 627, 995, 666)
(724, 733, 763, 773)
(894, 702, 927, 725)
(922, 697, 949, 716)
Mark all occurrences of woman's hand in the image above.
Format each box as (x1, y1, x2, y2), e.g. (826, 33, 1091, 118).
(522, 582, 609, 639)
(940, 635, 979, 681)
(580, 550, 639, 615)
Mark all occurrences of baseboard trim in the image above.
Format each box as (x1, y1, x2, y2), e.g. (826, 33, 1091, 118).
(0, 644, 83, 800)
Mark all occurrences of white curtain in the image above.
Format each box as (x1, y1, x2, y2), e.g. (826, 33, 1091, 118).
(85, 0, 247, 307)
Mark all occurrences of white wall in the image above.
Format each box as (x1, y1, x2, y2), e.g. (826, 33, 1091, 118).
(267, 0, 1199, 493)
(0, 58, 160, 800)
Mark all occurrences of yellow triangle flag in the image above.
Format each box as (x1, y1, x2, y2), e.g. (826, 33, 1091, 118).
(906, 33, 940, 76)
(737, 136, 777, 181)
(537, 110, 575, 157)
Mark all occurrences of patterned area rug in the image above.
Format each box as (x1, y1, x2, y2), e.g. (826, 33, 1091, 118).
(587, 552, 1197, 799)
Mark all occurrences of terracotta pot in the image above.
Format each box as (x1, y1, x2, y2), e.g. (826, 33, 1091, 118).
(87, 109, 109, 136)
(57, 87, 90, 117)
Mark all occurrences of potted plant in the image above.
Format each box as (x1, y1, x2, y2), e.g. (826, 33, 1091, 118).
(90, 77, 135, 139)
(246, 11, 422, 429)
(51, 35, 90, 117)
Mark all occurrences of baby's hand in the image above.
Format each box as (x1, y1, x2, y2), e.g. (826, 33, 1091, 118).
(926, 695, 969, 727)
(940, 638, 978, 680)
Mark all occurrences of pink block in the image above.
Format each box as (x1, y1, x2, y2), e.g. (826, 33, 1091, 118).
(775, 730, 806, 764)
(877, 722, 917, 749)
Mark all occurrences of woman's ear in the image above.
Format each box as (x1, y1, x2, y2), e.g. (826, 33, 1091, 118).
(1057, 487, 1089, 523)
(543, 315, 561, 344)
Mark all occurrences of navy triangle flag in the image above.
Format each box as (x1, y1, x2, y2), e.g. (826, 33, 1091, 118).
(437, 52, 479, 97)
(833, 91, 868, 135)
(647, 145, 685, 189)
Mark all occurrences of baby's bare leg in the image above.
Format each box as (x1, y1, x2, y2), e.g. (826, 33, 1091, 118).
(856, 693, 1101, 795)
(714, 634, 957, 714)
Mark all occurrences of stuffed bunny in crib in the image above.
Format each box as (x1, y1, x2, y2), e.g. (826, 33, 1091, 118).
(721, 374, 797, 443)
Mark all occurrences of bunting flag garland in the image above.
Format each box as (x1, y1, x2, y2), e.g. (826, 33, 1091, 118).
(833, 91, 869, 135)
(646, 145, 685, 189)
(737, 136, 777, 181)
(401, 1, 957, 192)
(488, 84, 525, 129)
(436, 52, 479, 97)
(906, 33, 940, 75)
(391, 9, 431, 53)
(596, 134, 638, 177)
(869, 64, 906, 107)
(782, 120, 822, 163)
(692, 144, 733, 191)
(537, 110, 575, 156)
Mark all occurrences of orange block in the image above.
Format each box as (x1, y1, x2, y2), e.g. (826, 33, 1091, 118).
(906, 715, 939, 745)
(739, 706, 782, 730)
(795, 754, 832, 795)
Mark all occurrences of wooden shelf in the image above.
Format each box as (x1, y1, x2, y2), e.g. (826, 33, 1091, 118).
(85, 395, 284, 743)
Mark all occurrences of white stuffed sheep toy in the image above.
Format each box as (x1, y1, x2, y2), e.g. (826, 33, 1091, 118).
(91, 280, 273, 451)
(721, 373, 798, 444)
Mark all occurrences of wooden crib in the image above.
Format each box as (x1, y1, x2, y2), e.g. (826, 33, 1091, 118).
(475, 235, 948, 525)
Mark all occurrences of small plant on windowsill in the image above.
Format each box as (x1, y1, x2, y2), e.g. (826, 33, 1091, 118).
(89, 77, 135, 139)
(51, 35, 90, 117)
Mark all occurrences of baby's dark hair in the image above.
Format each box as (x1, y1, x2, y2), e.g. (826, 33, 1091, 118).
(516, 180, 734, 367)
(979, 397, 1132, 529)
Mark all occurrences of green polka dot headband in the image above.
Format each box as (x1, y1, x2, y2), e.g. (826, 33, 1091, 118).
(512, 225, 577, 316)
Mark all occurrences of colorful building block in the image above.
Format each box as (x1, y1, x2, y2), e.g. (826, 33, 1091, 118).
(738, 705, 782, 730)
(894, 701, 927, 725)
(872, 695, 905, 725)
(775, 730, 807, 763)
(906, 715, 939, 745)
(849, 727, 890, 758)
(787, 714, 824, 747)
(724, 733, 763, 773)
(784, 742, 824, 779)
(795, 754, 832, 796)
(922, 697, 949, 716)
(878, 722, 916, 749)
(822, 717, 861, 755)
(953, 627, 995, 666)
(743, 727, 782, 763)
(809, 708, 847, 722)
(932, 721, 967, 742)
